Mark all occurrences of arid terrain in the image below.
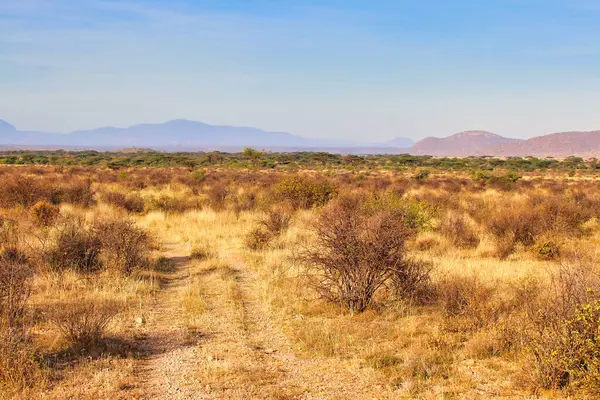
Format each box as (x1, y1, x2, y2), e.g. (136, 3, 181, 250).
(2, 152, 600, 399)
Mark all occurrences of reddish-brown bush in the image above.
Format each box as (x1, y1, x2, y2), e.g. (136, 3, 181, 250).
(300, 195, 418, 313)
(438, 212, 480, 249)
(30, 201, 60, 227)
(47, 218, 102, 273)
(92, 219, 153, 274)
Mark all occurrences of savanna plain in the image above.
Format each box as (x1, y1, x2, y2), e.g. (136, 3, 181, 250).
(2, 152, 600, 399)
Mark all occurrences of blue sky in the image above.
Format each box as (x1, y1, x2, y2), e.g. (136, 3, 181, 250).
(1, 0, 599, 141)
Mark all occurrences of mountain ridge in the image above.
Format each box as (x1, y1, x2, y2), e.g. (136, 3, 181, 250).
(0, 119, 413, 151)
(2, 119, 600, 156)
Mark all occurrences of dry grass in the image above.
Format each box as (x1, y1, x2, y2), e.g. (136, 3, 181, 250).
(4, 165, 600, 398)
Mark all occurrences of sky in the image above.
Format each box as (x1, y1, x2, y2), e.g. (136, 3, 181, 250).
(1, 0, 599, 142)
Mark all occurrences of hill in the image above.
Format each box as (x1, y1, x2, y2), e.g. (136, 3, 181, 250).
(410, 130, 521, 156)
(484, 130, 600, 158)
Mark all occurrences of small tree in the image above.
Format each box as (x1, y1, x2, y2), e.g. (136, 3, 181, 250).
(242, 147, 263, 168)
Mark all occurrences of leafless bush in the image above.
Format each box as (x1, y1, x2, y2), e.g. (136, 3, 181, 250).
(244, 227, 273, 250)
(259, 209, 292, 236)
(46, 218, 101, 273)
(0, 248, 33, 328)
(438, 212, 480, 249)
(390, 259, 434, 305)
(30, 201, 60, 227)
(45, 298, 122, 347)
(92, 219, 153, 274)
(0, 176, 49, 208)
(300, 196, 418, 313)
(103, 191, 145, 213)
(0, 328, 41, 392)
(56, 179, 95, 207)
(206, 183, 230, 211)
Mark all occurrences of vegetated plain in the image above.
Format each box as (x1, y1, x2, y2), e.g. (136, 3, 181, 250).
(2, 149, 600, 399)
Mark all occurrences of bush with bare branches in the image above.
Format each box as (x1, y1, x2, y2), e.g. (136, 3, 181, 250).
(92, 219, 153, 274)
(30, 201, 60, 228)
(301, 196, 419, 313)
(45, 298, 122, 347)
(46, 218, 102, 273)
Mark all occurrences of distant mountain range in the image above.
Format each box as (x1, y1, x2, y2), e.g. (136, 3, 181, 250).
(0, 119, 413, 153)
(1, 118, 600, 157)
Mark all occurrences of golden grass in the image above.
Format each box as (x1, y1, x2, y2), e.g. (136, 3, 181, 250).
(5, 171, 600, 398)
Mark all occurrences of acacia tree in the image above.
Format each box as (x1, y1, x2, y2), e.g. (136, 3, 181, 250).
(242, 147, 263, 168)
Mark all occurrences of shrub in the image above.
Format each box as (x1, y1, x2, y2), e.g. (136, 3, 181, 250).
(150, 194, 199, 214)
(30, 201, 60, 227)
(244, 227, 272, 250)
(93, 219, 153, 274)
(45, 298, 122, 347)
(413, 170, 430, 182)
(0, 248, 33, 328)
(390, 259, 434, 305)
(438, 213, 480, 249)
(206, 183, 229, 211)
(0, 329, 41, 393)
(57, 179, 95, 207)
(273, 176, 335, 210)
(522, 263, 600, 392)
(437, 275, 512, 332)
(0, 176, 49, 208)
(190, 245, 212, 261)
(300, 195, 417, 313)
(46, 219, 101, 273)
(537, 240, 560, 260)
(259, 209, 292, 236)
(103, 192, 145, 213)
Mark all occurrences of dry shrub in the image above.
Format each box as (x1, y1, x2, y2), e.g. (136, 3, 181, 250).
(103, 191, 145, 213)
(190, 244, 212, 260)
(0, 249, 39, 393)
(483, 195, 591, 259)
(390, 259, 434, 305)
(232, 191, 257, 216)
(245, 227, 273, 251)
(300, 195, 419, 313)
(273, 176, 335, 210)
(438, 212, 480, 249)
(0, 329, 41, 393)
(0, 176, 49, 208)
(0, 248, 33, 328)
(45, 298, 122, 347)
(47, 218, 101, 273)
(150, 194, 199, 213)
(437, 275, 512, 332)
(30, 201, 60, 227)
(93, 219, 153, 274)
(206, 183, 230, 211)
(259, 209, 292, 236)
(56, 179, 95, 207)
(520, 263, 600, 392)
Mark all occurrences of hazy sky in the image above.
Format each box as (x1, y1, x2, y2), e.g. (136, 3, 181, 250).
(1, 0, 599, 141)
